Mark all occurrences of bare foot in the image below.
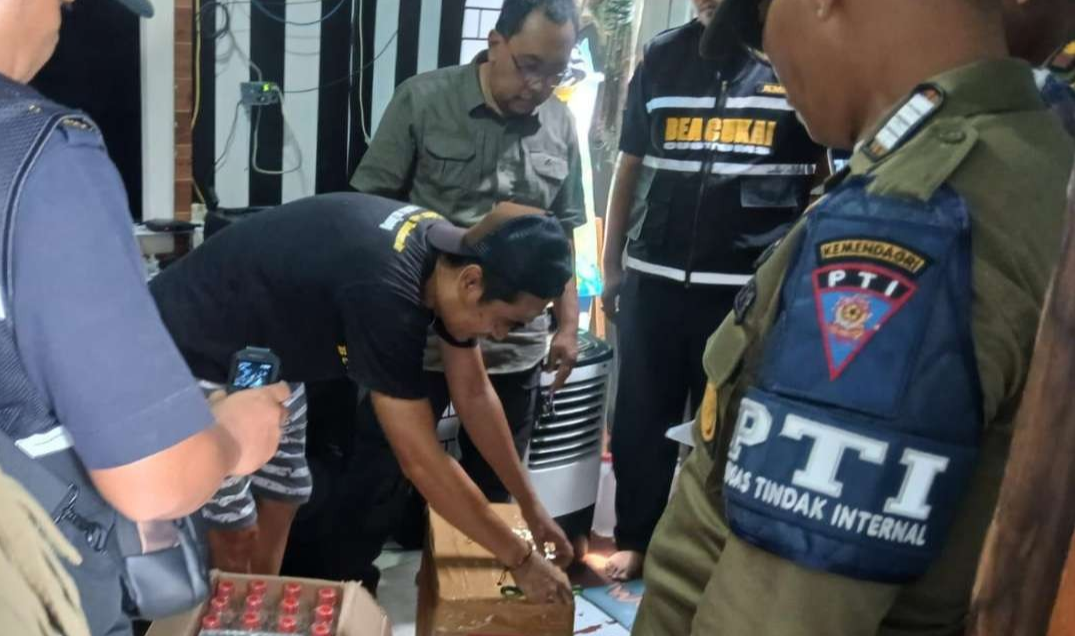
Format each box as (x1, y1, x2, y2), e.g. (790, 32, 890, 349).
(573, 535, 590, 563)
(605, 550, 643, 581)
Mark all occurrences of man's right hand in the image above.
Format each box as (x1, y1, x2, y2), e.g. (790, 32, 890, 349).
(511, 550, 573, 604)
(211, 383, 289, 476)
(601, 263, 624, 323)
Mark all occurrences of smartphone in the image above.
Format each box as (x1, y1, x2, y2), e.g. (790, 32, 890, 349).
(226, 347, 281, 394)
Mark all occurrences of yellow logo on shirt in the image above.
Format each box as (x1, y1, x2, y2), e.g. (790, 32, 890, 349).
(757, 83, 787, 96)
(392, 211, 443, 252)
(337, 344, 348, 366)
(663, 116, 777, 155)
(380, 205, 444, 253)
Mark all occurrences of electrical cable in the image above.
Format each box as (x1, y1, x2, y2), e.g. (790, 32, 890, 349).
(249, 0, 348, 27)
(215, 101, 244, 167)
(191, 0, 206, 204)
(251, 86, 303, 176)
(198, 0, 232, 40)
(202, 0, 379, 184)
(356, 0, 370, 142)
(191, 0, 202, 132)
(282, 29, 397, 95)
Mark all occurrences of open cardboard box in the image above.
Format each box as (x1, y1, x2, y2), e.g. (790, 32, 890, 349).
(146, 570, 391, 636)
(417, 504, 574, 636)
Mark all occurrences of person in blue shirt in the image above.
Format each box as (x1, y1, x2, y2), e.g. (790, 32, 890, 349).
(0, 0, 289, 634)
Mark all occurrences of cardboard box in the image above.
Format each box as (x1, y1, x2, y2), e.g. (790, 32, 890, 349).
(146, 570, 391, 636)
(417, 504, 574, 636)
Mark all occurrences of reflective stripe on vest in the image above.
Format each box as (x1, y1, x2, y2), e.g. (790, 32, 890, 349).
(626, 256, 753, 286)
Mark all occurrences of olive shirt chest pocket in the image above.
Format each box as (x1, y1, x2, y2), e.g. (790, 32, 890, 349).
(527, 151, 569, 209)
(421, 133, 479, 193)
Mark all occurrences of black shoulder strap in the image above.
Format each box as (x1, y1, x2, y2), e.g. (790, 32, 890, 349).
(0, 428, 75, 520)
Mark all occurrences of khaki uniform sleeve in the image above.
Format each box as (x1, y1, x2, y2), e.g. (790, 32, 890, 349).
(685, 192, 1065, 636)
(351, 80, 418, 198)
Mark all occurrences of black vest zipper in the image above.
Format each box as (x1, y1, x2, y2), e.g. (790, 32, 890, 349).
(684, 76, 729, 288)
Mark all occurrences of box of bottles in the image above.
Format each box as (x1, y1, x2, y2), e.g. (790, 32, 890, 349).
(416, 504, 574, 636)
(146, 571, 390, 636)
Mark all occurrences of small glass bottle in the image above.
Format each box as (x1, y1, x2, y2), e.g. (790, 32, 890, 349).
(199, 613, 222, 632)
(247, 579, 268, 596)
(279, 596, 301, 617)
(316, 587, 338, 608)
(276, 614, 300, 633)
(244, 593, 265, 615)
(207, 596, 235, 628)
(216, 580, 236, 599)
(282, 582, 303, 600)
(240, 610, 263, 632)
(312, 603, 335, 627)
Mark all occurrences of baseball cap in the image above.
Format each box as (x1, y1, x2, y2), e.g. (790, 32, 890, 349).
(700, 0, 763, 59)
(112, 0, 155, 18)
(427, 214, 574, 300)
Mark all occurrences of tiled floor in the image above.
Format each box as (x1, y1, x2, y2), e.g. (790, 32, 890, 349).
(373, 549, 423, 636)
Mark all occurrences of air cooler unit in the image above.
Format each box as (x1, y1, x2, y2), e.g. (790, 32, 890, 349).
(528, 331, 613, 538)
(434, 331, 613, 538)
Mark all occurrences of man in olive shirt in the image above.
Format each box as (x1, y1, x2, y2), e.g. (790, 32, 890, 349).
(633, 0, 1074, 634)
(352, 0, 585, 503)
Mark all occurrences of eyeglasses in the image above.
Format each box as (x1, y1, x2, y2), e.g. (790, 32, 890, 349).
(504, 39, 570, 89)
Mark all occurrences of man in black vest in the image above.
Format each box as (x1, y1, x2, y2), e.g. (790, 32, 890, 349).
(600, 0, 822, 580)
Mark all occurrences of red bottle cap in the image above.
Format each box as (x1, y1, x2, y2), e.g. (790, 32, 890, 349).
(208, 596, 229, 614)
(201, 614, 221, 629)
(279, 596, 300, 615)
(311, 623, 332, 636)
(282, 582, 303, 599)
(245, 593, 264, 611)
(277, 614, 299, 633)
(216, 580, 235, 598)
(314, 603, 335, 622)
(241, 611, 262, 629)
(316, 587, 338, 606)
(247, 579, 268, 595)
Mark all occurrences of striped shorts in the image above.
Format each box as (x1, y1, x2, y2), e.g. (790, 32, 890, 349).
(199, 381, 313, 529)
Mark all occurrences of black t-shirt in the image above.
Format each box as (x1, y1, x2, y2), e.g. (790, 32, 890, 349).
(151, 193, 463, 399)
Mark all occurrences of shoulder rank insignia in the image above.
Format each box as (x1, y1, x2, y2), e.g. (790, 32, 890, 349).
(812, 238, 931, 380)
(863, 85, 944, 161)
(1047, 40, 1075, 74)
(60, 116, 96, 132)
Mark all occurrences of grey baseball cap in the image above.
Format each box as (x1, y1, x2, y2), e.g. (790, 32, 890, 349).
(112, 0, 155, 18)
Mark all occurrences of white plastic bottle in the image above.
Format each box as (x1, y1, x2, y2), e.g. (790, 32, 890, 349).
(592, 452, 617, 538)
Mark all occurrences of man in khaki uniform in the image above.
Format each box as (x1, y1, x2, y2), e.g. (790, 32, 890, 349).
(633, 0, 1075, 634)
(0, 462, 90, 636)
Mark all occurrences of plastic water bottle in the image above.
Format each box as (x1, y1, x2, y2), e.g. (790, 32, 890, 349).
(592, 452, 617, 537)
